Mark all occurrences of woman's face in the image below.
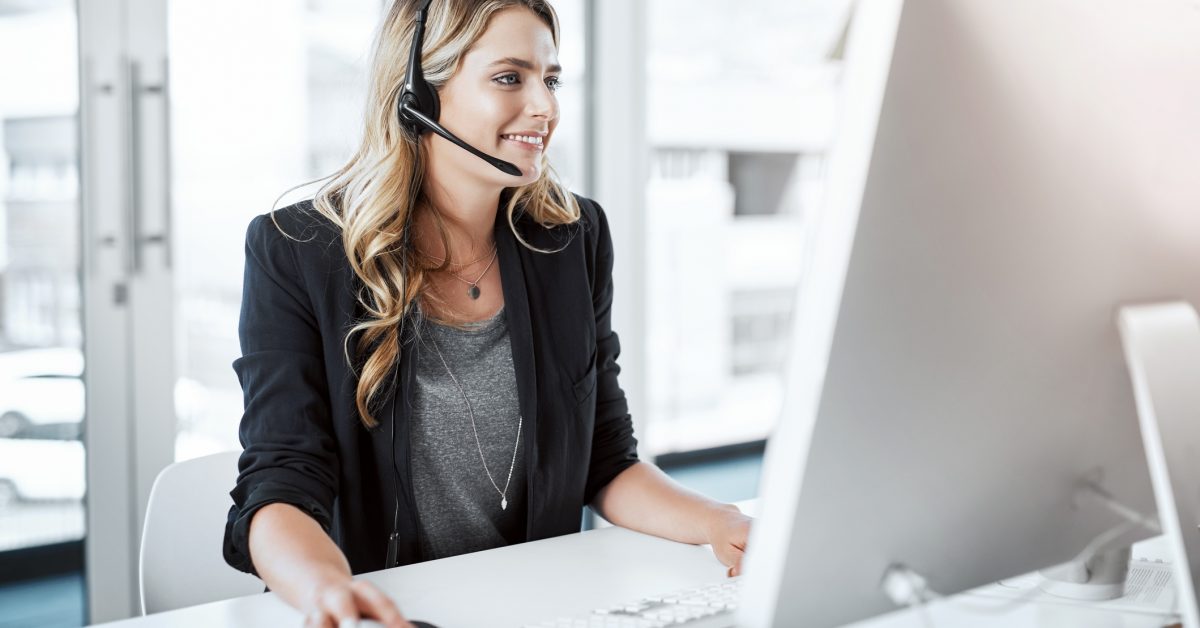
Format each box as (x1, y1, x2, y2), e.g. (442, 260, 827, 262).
(426, 7, 561, 188)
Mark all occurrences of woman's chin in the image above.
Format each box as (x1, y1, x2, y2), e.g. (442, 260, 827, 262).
(504, 161, 542, 185)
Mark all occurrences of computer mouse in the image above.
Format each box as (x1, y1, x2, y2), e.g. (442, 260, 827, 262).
(357, 620, 439, 628)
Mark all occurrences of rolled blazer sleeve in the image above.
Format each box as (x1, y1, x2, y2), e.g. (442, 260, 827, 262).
(582, 200, 640, 505)
(223, 214, 340, 576)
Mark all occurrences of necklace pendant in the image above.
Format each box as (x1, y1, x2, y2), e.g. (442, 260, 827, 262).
(468, 284, 481, 300)
(501, 497, 508, 510)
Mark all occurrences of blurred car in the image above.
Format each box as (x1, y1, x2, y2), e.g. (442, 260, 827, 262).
(0, 347, 84, 439)
(0, 437, 86, 508)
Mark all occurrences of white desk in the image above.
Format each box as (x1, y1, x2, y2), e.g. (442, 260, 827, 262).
(95, 525, 728, 627)
(95, 524, 1182, 628)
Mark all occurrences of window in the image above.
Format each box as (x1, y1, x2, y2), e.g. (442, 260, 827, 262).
(642, 0, 853, 455)
(0, 0, 86, 561)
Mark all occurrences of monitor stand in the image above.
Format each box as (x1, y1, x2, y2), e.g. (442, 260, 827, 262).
(1039, 547, 1131, 601)
(1037, 302, 1200, 621)
(1037, 478, 1157, 601)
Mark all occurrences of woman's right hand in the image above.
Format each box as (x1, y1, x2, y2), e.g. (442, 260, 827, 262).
(302, 577, 414, 628)
(247, 504, 411, 627)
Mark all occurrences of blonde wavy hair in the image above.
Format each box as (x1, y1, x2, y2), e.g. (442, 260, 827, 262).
(272, 0, 580, 428)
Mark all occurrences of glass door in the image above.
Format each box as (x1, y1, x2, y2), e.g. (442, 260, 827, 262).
(77, 0, 175, 620)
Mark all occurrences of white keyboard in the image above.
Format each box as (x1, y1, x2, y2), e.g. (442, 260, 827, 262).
(524, 578, 741, 628)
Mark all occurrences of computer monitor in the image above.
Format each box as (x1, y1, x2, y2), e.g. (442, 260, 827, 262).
(739, 0, 1200, 626)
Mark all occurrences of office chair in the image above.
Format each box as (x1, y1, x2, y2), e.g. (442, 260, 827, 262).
(139, 450, 263, 614)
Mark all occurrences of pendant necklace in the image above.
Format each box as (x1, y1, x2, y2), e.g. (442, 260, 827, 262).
(425, 331, 521, 511)
(422, 245, 499, 300)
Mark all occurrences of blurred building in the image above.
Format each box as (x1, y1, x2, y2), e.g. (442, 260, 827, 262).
(643, 0, 851, 454)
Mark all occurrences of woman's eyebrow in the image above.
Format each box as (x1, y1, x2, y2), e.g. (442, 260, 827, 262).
(487, 56, 563, 73)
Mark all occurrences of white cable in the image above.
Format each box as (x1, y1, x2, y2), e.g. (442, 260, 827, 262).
(883, 562, 1045, 617)
(1079, 481, 1161, 536)
(880, 564, 937, 627)
(942, 518, 1148, 616)
(879, 484, 1162, 620)
(881, 515, 1157, 618)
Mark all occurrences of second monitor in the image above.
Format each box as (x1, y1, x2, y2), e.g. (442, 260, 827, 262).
(740, 0, 1200, 626)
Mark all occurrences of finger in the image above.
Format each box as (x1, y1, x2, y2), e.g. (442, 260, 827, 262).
(731, 519, 752, 550)
(722, 548, 746, 577)
(720, 547, 739, 571)
(303, 611, 334, 628)
(319, 587, 360, 625)
(350, 581, 411, 628)
(712, 547, 737, 578)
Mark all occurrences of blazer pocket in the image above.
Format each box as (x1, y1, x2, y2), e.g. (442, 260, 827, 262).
(571, 361, 598, 407)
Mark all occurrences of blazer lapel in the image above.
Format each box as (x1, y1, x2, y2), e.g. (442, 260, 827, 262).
(495, 206, 540, 535)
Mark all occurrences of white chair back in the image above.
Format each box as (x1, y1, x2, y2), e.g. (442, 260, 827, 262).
(139, 450, 263, 614)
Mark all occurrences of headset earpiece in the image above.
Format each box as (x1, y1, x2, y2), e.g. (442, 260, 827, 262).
(399, 81, 439, 139)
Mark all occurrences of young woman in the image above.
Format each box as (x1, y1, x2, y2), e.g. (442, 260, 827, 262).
(223, 1, 752, 626)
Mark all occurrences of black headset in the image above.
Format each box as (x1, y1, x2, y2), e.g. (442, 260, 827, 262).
(397, 0, 524, 177)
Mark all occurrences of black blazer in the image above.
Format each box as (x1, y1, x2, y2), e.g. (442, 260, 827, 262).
(223, 193, 639, 575)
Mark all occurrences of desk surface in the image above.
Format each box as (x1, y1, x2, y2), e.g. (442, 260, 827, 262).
(96, 525, 1182, 628)
(96, 525, 730, 628)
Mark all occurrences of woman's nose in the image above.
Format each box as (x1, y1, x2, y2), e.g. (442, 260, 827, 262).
(526, 82, 558, 121)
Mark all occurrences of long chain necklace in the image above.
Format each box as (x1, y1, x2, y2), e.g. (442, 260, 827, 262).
(418, 245, 499, 300)
(424, 330, 522, 511)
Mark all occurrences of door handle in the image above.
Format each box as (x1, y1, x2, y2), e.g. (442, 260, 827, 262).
(126, 58, 173, 275)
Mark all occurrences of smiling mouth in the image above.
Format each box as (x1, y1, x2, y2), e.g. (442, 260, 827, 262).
(500, 133, 545, 149)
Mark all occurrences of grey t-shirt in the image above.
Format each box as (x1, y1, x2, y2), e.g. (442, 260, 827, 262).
(410, 304, 527, 560)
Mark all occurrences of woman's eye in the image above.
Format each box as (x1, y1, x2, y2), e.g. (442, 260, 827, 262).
(493, 73, 562, 93)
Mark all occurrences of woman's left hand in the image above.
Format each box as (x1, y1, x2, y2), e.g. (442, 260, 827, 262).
(703, 505, 753, 577)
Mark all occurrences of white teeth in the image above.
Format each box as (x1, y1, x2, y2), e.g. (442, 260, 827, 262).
(503, 134, 543, 146)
